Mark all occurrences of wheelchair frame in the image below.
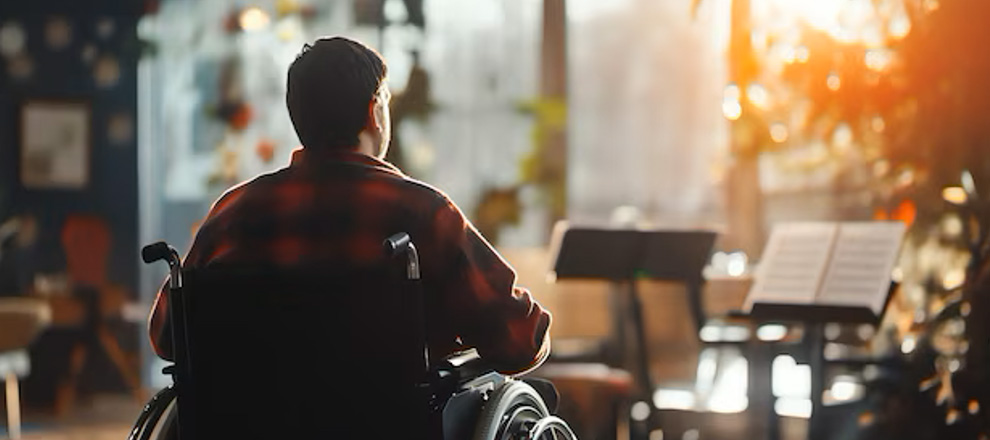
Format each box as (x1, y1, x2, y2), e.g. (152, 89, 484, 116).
(129, 233, 576, 440)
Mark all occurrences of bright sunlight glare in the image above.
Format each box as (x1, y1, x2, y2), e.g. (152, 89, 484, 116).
(764, 0, 893, 44)
(767, 0, 846, 33)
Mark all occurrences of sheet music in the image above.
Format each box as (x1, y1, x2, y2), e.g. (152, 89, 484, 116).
(815, 222, 905, 314)
(744, 223, 838, 311)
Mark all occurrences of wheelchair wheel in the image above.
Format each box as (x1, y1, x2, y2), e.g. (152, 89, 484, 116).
(128, 386, 176, 440)
(473, 379, 577, 440)
(147, 395, 178, 440)
(529, 416, 578, 439)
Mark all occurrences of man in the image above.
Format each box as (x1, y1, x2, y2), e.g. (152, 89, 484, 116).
(148, 36, 551, 428)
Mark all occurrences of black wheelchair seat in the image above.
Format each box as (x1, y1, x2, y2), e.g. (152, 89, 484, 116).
(166, 264, 436, 438)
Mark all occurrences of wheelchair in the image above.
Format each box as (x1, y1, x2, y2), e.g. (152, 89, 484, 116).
(128, 233, 577, 440)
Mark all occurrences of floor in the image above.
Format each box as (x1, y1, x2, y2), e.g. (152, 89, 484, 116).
(2, 393, 140, 440)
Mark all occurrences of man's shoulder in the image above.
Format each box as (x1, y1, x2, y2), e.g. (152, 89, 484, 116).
(211, 168, 288, 206)
(208, 166, 462, 218)
(394, 176, 460, 211)
(186, 167, 297, 264)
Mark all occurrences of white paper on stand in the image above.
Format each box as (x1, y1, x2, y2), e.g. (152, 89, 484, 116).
(744, 221, 905, 316)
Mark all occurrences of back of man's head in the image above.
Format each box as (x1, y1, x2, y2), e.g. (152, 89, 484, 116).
(286, 37, 387, 150)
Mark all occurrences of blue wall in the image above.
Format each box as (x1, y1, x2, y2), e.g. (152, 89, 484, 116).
(0, 0, 143, 295)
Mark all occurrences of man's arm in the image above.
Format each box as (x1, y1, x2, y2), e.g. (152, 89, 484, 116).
(149, 237, 207, 362)
(148, 281, 173, 361)
(148, 223, 218, 362)
(432, 198, 552, 375)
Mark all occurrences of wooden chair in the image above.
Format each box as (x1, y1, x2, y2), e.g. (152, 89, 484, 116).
(55, 214, 143, 415)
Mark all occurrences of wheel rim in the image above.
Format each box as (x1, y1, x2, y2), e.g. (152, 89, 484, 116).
(529, 416, 577, 440)
(496, 405, 543, 440)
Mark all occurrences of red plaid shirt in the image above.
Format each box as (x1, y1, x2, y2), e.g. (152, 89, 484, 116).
(149, 148, 551, 374)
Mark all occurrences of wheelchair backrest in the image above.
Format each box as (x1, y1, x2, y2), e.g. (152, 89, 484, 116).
(172, 262, 436, 438)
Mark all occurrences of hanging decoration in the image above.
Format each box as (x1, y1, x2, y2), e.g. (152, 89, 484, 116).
(81, 44, 97, 64)
(44, 17, 72, 50)
(238, 7, 271, 32)
(93, 54, 120, 88)
(223, 6, 278, 34)
(96, 17, 115, 40)
(276, 0, 317, 19)
(107, 113, 134, 146)
(0, 21, 26, 58)
(276, 0, 303, 16)
(209, 58, 253, 131)
(8, 53, 33, 80)
(255, 139, 276, 163)
(224, 104, 253, 131)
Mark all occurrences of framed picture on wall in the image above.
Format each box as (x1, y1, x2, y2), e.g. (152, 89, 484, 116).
(20, 99, 91, 189)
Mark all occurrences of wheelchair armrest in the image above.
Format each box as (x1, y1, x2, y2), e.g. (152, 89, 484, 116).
(439, 349, 498, 387)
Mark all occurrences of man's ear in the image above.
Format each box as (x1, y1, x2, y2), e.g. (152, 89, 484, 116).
(366, 99, 380, 131)
(368, 97, 389, 133)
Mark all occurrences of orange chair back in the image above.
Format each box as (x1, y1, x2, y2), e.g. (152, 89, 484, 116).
(61, 215, 111, 288)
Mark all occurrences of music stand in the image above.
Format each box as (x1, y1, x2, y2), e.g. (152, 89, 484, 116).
(548, 224, 718, 398)
(740, 221, 904, 440)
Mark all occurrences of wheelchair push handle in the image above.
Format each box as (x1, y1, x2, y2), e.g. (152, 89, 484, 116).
(142, 241, 171, 264)
(384, 232, 420, 280)
(383, 232, 411, 255)
(141, 241, 183, 289)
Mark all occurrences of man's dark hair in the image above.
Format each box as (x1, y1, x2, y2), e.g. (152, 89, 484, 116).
(287, 37, 388, 150)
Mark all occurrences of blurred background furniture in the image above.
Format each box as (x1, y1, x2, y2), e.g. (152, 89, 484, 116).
(0, 298, 52, 439)
(519, 227, 722, 439)
(50, 214, 143, 416)
(502, 247, 635, 440)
